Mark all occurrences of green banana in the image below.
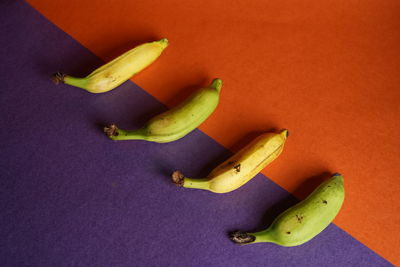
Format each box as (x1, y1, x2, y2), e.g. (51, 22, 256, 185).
(104, 78, 222, 143)
(171, 130, 288, 193)
(230, 173, 345, 246)
(52, 38, 169, 93)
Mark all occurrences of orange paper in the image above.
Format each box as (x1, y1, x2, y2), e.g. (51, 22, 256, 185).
(27, 0, 400, 264)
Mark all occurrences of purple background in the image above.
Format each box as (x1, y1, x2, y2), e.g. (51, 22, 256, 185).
(0, 1, 391, 266)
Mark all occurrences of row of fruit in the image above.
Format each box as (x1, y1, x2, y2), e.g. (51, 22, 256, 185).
(53, 38, 344, 247)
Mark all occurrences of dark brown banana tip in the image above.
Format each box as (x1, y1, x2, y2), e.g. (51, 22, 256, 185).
(104, 124, 119, 137)
(171, 170, 185, 187)
(229, 231, 256, 244)
(51, 72, 66, 84)
(285, 129, 289, 138)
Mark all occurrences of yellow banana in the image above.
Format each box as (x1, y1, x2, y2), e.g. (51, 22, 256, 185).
(172, 129, 289, 193)
(230, 173, 345, 246)
(104, 78, 222, 143)
(52, 38, 169, 93)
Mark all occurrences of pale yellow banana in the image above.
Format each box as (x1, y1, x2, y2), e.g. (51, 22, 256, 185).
(52, 38, 168, 93)
(172, 129, 289, 193)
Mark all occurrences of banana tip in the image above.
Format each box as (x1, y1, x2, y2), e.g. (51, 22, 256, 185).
(282, 129, 289, 138)
(51, 72, 66, 84)
(229, 231, 256, 245)
(158, 38, 169, 47)
(333, 172, 342, 177)
(104, 124, 119, 137)
(209, 78, 223, 92)
(171, 170, 185, 186)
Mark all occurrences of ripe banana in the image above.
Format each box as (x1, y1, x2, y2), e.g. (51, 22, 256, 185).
(230, 173, 345, 246)
(52, 38, 169, 93)
(104, 78, 222, 143)
(171, 129, 289, 193)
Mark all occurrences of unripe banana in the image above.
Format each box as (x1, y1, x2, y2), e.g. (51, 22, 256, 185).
(52, 38, 169, 93)
(171, 130, 289, 193)
(230, 173, 345, 246)
(104, 78, 222, 143)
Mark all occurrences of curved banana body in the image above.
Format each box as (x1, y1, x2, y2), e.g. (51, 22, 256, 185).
(230, 173, 345, 246)
(104, 79, 222, 143)
(172, 129, 288, 193)
(52, 38, 169, 93)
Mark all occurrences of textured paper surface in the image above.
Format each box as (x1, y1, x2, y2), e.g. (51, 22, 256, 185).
(24, 0, 400, 264)
(0, 1, 391, 266)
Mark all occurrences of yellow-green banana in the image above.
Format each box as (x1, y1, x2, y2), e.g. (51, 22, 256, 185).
(52, 38, 169, 93)
(104, 78, 222, 143)
(171, 129, 288, 193)
(230, 173, 345, 246)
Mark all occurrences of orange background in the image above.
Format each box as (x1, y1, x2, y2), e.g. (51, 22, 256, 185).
(27, 0, 400, 264)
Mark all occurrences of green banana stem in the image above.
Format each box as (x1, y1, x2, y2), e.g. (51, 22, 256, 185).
(104, 124, 148, 141)
(251, 229, 276, 243)
(52, 72, 88, 89)
(64, 76, 89, 90)
(183, 177, 210, 190)
(171, 171, 210, 190)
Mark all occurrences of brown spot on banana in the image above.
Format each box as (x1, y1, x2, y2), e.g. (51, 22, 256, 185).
(296, 214, 304, 223)
(234, 164, 241, 172)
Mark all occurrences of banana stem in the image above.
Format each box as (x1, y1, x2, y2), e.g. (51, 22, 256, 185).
(51, 72, 66, 84)
(63, 75, 88, 90)
(230, 231, 256, 244)
(104, 124, 148, 141)
(171, 171, 210, 191)
(251, 229, 275, 243)
(230, 229, 275, 245)
(183, 177, 210, 190)
(52, 72, 88, 89)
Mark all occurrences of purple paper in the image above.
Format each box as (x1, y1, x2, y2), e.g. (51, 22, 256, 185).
(0, 1, 391, 266)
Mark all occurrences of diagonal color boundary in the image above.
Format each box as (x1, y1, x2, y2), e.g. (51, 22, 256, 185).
(0, 1, 393, 266)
